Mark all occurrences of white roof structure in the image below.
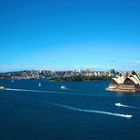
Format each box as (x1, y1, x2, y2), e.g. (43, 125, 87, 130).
(112, 73, 126, 84)
(112, 71, 140, 85)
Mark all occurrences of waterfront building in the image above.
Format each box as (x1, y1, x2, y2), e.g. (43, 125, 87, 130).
(107, 71, 140, 93)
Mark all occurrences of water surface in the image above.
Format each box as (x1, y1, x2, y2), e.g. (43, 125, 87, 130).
(0, 80, 140, 140)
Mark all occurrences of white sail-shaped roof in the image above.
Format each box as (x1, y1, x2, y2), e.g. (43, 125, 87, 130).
(112, 78, 120, 84)
(127, 76, 139, 85)
(113, 73, 126, 84)
(114, 77, 122, 84)
(112, 71, 140, 85)
(119, 73, 126, 83)
(130, 71, 140, 85)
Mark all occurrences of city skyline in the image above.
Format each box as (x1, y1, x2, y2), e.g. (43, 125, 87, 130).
(0, 0, 140, 72)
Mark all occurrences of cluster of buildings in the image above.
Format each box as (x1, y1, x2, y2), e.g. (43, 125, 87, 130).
(1, 69, 140, 93)
(0, 69, 116, 80)
(0, 70, 48, 80)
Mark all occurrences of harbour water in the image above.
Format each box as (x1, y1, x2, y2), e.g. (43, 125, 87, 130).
(0, 80, 140, 140)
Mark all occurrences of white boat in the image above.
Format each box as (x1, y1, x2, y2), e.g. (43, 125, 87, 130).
(60, 86, 67, 90)
(38, 82, 41, 87)
(115, 103, 123, 107)
(124, 114, 133, 119)
(0, 86, 6, 90)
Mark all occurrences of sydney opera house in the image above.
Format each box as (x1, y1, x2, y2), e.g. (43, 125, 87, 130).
(106, 71, 140, 93)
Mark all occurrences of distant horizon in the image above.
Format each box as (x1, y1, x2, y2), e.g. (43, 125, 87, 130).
(0, 65, 139, 73)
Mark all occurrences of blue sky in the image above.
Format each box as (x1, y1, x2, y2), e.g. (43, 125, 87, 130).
(0, 0, 140, 71)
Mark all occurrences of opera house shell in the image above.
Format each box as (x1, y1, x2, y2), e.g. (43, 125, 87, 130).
(106, 71, 140, 93)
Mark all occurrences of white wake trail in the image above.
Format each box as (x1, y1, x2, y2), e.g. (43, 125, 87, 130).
(5, 88, 99, 97)
(5, 88, 114, 98)
(5, 88, 133, 118)
(6, 88, 69, 94)
(41, 101, 133, 119)
(115, 103, 140, 109)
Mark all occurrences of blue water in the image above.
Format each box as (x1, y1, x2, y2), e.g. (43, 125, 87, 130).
(0, 80, 140, 140)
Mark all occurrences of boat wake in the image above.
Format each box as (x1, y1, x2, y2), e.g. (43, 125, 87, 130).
(115, 103, 140, 109)
(5, 88, 97, 97)
(41, 101, 133, 119)
(5, 88, 133, 118)
(5, 88, 114, 97)
(6, 88, 65, 94)
(60, 86, 75, 91)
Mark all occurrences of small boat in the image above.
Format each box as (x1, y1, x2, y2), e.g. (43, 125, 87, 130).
(115, 103, 123, 107)
(124, 114, 133, 119)
(60, 86, 67, 90)
(0, 86, 6, 90)
(38, 82, 41, 87)
(11, 80, 14, 83)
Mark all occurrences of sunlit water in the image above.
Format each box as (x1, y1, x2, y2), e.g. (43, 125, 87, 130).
(0, 80, 140, 140)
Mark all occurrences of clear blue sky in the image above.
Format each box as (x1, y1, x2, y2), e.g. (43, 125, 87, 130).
(0, 0, 140, 71)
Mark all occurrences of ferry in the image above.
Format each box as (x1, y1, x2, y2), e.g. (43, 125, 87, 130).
(0, 86, 6, 90)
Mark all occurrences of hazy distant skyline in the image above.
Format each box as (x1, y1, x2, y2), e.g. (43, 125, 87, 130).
(0, 0, 140, 72)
